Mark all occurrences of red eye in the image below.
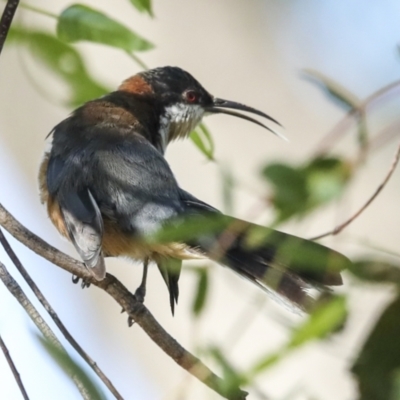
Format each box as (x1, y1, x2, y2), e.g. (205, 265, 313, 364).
(185, 90, 198, 103)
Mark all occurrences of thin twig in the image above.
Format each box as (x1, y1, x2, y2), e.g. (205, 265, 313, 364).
(311, 140, 400, 241)
(0, 335, 30, 400)
(0, 260, 92, 400)
(0, 204, 248, 400)
(0, 228, 124, 400)
(313, 80, 400, 156)
(0, 0, 19, 55)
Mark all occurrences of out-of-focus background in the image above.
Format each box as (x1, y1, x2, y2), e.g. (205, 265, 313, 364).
(1, 1, 400, 399)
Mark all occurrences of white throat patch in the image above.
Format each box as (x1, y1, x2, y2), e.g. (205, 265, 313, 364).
(158, 104, 203, 153)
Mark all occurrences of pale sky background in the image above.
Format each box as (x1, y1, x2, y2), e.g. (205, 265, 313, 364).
(0, 1, 400, 399)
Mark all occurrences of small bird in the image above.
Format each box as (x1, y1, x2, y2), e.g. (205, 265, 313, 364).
(39, 66, 350, 314)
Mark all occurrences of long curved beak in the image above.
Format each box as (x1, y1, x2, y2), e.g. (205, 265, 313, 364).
(206, 98, 287, 141)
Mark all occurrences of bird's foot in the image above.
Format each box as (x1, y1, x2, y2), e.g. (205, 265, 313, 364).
(134, 285, 146, 304)
(71, 275, 91, 289)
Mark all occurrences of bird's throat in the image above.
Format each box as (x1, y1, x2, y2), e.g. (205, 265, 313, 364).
(158, 104, 203, 153)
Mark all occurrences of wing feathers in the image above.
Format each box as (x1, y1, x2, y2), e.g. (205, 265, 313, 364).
(61, 189, 105, 280)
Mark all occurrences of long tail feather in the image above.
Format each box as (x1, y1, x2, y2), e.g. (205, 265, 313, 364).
(190, 216, 350, 312)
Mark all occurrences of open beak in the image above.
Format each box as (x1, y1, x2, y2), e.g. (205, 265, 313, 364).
(206, 98, 286, 141)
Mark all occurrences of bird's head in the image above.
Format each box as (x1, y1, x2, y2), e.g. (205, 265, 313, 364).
(119, 66, 283, 149)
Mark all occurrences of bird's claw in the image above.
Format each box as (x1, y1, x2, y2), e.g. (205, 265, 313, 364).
(134, 286, 146, 303)
(71, 275, 91, 289)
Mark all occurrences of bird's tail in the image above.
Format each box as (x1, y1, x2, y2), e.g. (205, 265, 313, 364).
(187, 215, 349, 313)
(150, 192, 350, 313)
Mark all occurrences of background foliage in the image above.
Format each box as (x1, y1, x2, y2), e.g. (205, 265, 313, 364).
(1, 1, 400, 399)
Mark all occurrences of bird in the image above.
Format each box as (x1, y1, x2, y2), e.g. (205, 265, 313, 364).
(39, 66, 350, 314)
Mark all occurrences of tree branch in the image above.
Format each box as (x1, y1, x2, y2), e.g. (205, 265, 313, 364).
(311, 140, 400, 241)
(0, 203, 248, 400)
(0, 0, 19, 55)
(0, 334, 30, 400)
(313, 80, 400, 156)
(0, 228, 124, 400)
(0, 260, 92, 399)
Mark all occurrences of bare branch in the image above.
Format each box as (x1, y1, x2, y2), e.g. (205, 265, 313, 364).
(0, 0, 19, 55)
(0, 335, 30, 400)
(311, 140, 400, 241)
(313, 80, 400, 156)
(0, 204, 248, 400)
(0, 228, 124, 400)
(0, 260, 92, 399)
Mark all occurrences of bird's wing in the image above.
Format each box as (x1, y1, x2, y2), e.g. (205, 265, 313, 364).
(178, 188, 220, 214)
(89, 132, 185, 235)
(47, 156, 105, 280)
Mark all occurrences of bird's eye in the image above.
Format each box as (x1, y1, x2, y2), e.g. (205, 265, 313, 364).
(184, 90, 199, 103)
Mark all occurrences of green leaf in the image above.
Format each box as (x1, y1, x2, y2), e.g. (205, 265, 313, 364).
(349, 260, 400, 285)
(189, 123, 215, 161)
(57, 4, 154, 52)
(191, 267, 209, 317)
(262, 157, 351, 223)
(262, 163, 309, 221)
(250, 295, 347, 376)
(352, 295, 400, 400)
(149, 213, 350, 286)
(209, 347, 247, 397)
(147, 214, 235, 244)
(38, 335, 106, 400)
(220, 165, 235, 215)
(289, 295, 347, 348)
(129, 0, 153, 17)
(7, 27, 109, 106)
(249, 349, 287, 376)
(303, 69, 361, 110)
(304, 157, 352, 206)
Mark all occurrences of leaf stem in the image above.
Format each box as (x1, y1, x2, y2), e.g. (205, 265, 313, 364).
(19, 2, 58, 19)
(125, 50, 148, 70)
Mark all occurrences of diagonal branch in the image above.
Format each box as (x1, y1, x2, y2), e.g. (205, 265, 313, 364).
(0, 334, 30, 400)
(0, 0, 19, 55)
(0, 228, 124, 400)
(0, 260, 92, 399)
(0, 203, 248, 400)
(311, 140, 400, 241)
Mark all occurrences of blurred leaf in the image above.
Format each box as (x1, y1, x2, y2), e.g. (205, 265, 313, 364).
(391, 370, 400, 400)
(352, 295, 400, 400)
(147, 213, 234, 244)
(220, 165, 235, 215)
(249, 349, 286, 376)
(289, 295, 347, 348)
(129, 0, 153, 17)
(191, 267, 209, 317)
(303, 69, 361, 110)
(209, 347, 247, 397)
(349, 260, 400, 285)
(357, 113, 369, 151)
(250, 295, 347, 376)
(57, 4, 154, 52)
(262, 163, 308, 222)
(38, 335, 106, 400)
(189, 123, 215, 161)
(304, 157, 352, 206)
(262, 157, 351, 223)
(8, 27, 109, 106)
(150, 213, 350, 284)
